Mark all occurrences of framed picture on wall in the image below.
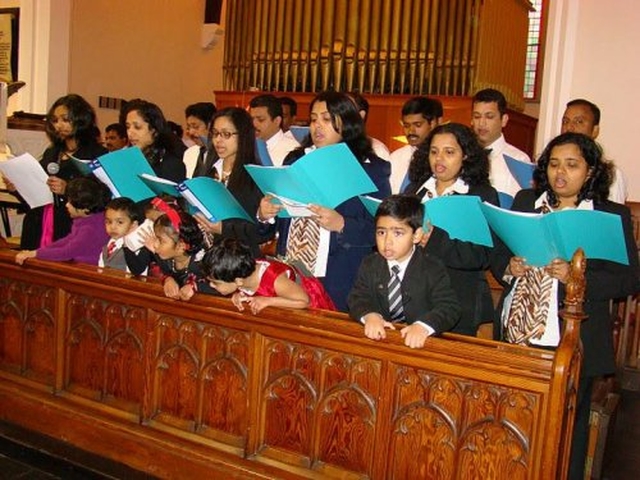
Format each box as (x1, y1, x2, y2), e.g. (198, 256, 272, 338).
(0, 8, 19, 83)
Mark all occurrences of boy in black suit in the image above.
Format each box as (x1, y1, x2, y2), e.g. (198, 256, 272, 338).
(348, 195, 460, 348)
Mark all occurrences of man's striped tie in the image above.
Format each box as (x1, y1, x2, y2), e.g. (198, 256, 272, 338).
(388, 265, 405, 322)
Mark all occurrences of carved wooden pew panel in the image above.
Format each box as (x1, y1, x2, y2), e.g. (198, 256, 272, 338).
(0, 249, 582, 479)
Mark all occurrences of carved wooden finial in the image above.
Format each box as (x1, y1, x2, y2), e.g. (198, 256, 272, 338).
(563, 248, 587, 314)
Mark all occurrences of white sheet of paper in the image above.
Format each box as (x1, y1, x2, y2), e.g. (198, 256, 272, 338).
(0, 152, 53, 208)
(270, 193, 314, 217)
(123, 218, 155, 251)
(90, 162, 120, 198)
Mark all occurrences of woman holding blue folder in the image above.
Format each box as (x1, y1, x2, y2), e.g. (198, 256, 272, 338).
(405, 123, 499, 336)
(257, 92, 390, 311)
(194, 107, 271, 256)
(121, 99, 186, 184)
(491, 132, 639, 479)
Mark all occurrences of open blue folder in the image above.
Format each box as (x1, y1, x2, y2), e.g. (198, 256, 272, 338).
(255, 139, 273, 166)
(289, 126, 310, 143)
(90, 148, 156, 202)
(498, 191, 514, 209)
(245, 143, 378, 217)
(504, 154, 535, 189)
(139, 174, 252, 222)
(360, 195, 494, 247)
(480, 202, 629, 266)
(69, 155, 94, 176)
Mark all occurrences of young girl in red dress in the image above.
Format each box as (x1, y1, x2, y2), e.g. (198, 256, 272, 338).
(201, 238, 335, 314)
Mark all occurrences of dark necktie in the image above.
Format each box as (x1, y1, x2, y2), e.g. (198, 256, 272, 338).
(194, 147, 212, 177)
(388, 265, 405, 322)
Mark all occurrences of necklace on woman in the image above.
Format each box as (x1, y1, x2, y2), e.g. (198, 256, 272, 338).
(221, 169, 232, 185)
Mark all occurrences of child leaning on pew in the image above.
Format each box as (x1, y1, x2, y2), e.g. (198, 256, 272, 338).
(151, 201, 214, 300)
(122, 196, 179, 277)
(200, 238, 336, 314)
(347, 195, 461, 349)
(99, 197, 142, 272)
(15, 177, 111, 266)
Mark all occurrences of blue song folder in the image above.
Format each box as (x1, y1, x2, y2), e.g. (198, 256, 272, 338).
(498, 191, 514, 209)
(504, 154, 535, 189)
(245, 143, 378, 217)
(360, 195, 494, 247)
(480, 202, 629, 266)
(289, 126, 310, 143)
(139, 174, 252, 222)
(255, 139, 273, 166)
(68, 154, 94, 176)
(90, 147, 156, 202)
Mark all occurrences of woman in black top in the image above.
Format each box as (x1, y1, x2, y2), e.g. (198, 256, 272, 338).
(193, 107, 271, 257)
(18, 94, 107, 250)
(491, 132, 639, 479)
(405, 123, 499, 335)
(121, 99, 186, 183)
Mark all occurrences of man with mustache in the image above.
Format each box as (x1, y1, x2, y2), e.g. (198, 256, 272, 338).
(389, 97, 443, 194)
(471, 88, 531, 202)
(560, 98, 628, 203)
(249, 94, 300, 166)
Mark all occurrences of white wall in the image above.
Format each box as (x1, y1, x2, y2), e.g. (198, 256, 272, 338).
(0, 0, 71, 115)
(538, 0, 640, 200)
(67, 0, 225, 130)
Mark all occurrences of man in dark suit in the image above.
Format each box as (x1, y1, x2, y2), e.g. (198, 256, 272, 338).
(348, 195, 460, 348)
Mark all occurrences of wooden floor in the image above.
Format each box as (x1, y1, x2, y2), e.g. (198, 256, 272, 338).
(0, 390, 638, 479)
(0, 422, 155, 480)
(601, 388, 640, 479)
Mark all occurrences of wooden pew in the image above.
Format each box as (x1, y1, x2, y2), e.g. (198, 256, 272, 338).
(0, 248, 584, 479)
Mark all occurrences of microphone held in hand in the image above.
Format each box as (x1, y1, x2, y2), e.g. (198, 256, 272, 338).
(46, 162, 60, 176)
(46, 162, 60, 206)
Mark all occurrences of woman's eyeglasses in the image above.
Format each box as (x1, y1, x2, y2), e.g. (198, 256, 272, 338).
(211, 130, 238, 140)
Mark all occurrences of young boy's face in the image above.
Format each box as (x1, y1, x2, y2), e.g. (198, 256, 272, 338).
(208, 278, 240, 296)
(105, 208, 136, 240)
(375, 215, 423, 263)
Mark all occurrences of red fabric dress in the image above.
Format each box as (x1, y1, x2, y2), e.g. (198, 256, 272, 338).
(248, 259, 336, 310)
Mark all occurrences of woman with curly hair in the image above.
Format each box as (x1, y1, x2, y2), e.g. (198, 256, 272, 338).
(492, 132, 639, 480)
(121, 99, 186, 183)
(405, 122, 499, 336)
(12, 94, 108, 250)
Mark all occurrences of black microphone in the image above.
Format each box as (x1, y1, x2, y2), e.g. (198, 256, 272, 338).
(46, 162, 60, 206)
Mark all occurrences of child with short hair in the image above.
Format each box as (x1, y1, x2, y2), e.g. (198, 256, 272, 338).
(152, 202, 211, 300)
(348, 195, 460, 348)
(15, 177, 111, 265)
(99, 197, 142, 271)
(201, 238, 335, 314)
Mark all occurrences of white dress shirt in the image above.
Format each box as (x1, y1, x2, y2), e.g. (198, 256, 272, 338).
(485, 134, 531, 199)
(389, 144, 416, 194)
(266, 129, 300, 166)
